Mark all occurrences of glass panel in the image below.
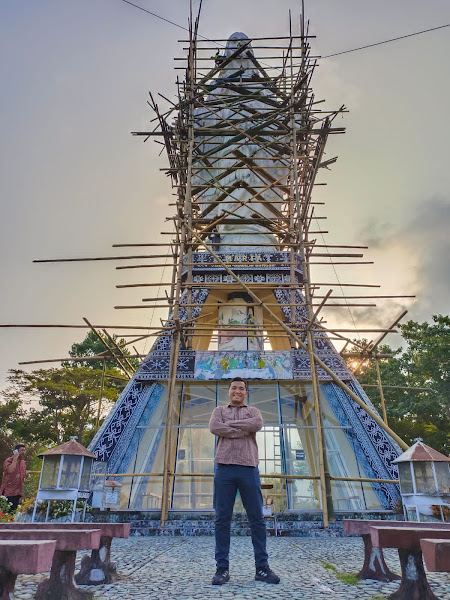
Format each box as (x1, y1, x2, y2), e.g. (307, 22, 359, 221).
(80, 458, 92, 490)
(218, 381, 232, 407)
(321, 391, 385, 511)
(41, 456, 60, 488)
(360, 482, 389, 511)
(324, 427, 377, 511)
(139, 477, 163, 509)
(330, 480, 364, 511)
(172, 476, 214, 510)
(124, 383, 171, 510)
(283, 424, 320, 509)
(406, 507, 417, 521)
(320, 387, 344, 426)
(60, 455, 82, 488)
(398, 462, 414, 494)
(414, 462, 436, 494)
(247, 383, 279, 424)
(435, 462, 450, 493)
(279, 382, 315, 426)
(179, 383, 217, 426)
(256, 426, 286, 512)
(125, 426, 166, 510)
(173, 428, 215, 509)
(119, 479, 133, 510)
(418, 510, 441, 523)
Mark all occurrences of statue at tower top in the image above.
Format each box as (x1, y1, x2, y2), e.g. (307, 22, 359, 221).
(193, 32, 289, 253)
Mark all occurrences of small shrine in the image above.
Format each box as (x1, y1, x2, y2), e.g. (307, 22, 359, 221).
(32, 437, 96, 522)
(393, 439, 450, 522)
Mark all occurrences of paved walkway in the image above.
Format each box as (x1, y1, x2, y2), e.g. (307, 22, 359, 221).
(14, 537, 450, 599)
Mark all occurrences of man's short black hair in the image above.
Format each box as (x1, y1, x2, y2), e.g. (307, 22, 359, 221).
(228, 377, 248, 390)
(14, 444, 25, 451)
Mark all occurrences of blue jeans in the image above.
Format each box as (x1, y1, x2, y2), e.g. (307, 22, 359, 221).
(214, 463, 268, 569)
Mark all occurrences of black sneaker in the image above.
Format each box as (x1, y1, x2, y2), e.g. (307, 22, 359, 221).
(212, 567, 230, 585)
(255, 565, 280, 584)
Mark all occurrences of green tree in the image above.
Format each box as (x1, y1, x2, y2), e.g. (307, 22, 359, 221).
(0, 398, 22, 466)
(66, 330, 139, 372)
(0, 330, 140, 501)
(2, 367, 121, 447)
(347, 316, 450, 453)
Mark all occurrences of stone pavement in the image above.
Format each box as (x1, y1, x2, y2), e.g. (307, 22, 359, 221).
(14, 536, 450, 600)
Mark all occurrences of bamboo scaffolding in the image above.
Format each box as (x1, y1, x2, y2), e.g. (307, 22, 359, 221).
(88, 22, 412, 525)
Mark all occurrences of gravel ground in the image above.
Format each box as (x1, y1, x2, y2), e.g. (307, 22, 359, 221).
(14, 536, 450, 600)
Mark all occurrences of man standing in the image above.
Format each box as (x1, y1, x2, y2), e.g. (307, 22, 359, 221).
(209, 377, 280, 585)
(1, 444, 26, 511)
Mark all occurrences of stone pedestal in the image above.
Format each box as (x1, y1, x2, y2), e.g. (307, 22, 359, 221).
(358, 533, 400, 582)
(75, 535, 119, 585)
(35, 550, 93, 600)
(389, 549, 439, 600)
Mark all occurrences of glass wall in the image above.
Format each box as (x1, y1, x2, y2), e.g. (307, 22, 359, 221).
(280, 382, 321, 510)
(119, 381, 390, 512)
(172, 383, 216, 509)
(120, 384, 173, 510)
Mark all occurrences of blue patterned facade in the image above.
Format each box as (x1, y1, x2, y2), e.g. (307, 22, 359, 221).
(321, 382, 401, 509)
(90, 382, 165, 473)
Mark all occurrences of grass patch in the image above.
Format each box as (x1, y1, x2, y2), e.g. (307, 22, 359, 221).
(369, 596, 387, 600)
(321, 561, 337, 571)
(320, 561, 359, 586)
(335, 572, 359, 585)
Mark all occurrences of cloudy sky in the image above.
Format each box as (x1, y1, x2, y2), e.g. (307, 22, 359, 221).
(1, 0, 449, 386)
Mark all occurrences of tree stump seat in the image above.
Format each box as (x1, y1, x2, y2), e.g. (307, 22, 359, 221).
(344, 519, 450, 583)
(370, 525, 450, 600)
(0, 527, 101, 600)
(0, 522, 130, 585)
(0, 540, 56, 600)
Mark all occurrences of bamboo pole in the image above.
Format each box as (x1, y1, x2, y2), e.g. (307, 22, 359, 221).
(360, 385, 431, 391)
(291, 24, 332, 525)
(102, 329, 136, 375)
(160, 21, 197, 526)
(83, 318, 132, 379)
(33, 254, 171, 263)
(95, 360, 106, 430)
(160, 331, 180, 526)
(99, 471, 399, 484)
(375, 358, 388, 425)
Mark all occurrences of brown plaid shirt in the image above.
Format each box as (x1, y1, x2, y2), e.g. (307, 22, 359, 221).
(209, 404, 263, 467)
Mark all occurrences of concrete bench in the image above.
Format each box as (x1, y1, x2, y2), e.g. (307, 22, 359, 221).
(343, 519, 450, 582)
(0, 528, 101, 600)
(421, 539, 450, 573)
(370, 525, 450, 600)
(0, 540, 56, 600)
(0, 522, 130, 585)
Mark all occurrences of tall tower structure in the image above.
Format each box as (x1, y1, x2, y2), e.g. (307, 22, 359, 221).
(90, 19, 408, 527)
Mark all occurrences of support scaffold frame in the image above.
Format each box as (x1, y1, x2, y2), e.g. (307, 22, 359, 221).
(128, 10, 409, 527)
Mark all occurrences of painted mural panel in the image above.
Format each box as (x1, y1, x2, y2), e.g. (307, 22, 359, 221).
(218, 300, 263, 351)
(194, 350, 292, 379)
